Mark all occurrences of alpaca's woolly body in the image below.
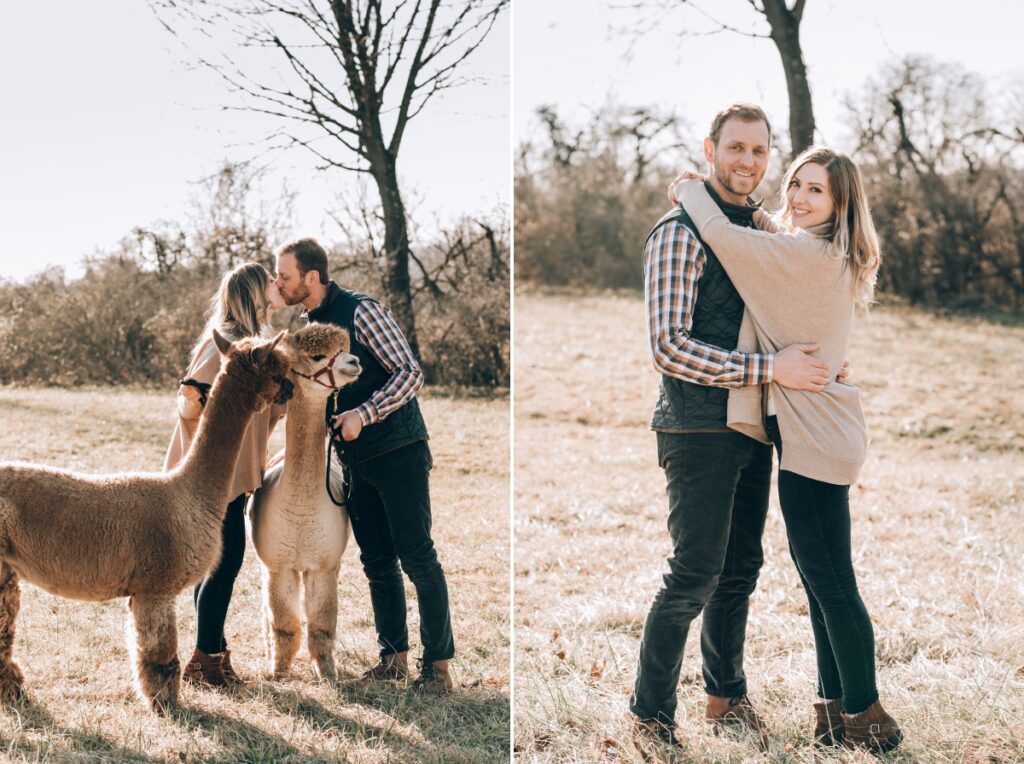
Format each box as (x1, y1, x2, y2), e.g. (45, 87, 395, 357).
(0, 334, 291, 710)
(249, 323, 359, 679)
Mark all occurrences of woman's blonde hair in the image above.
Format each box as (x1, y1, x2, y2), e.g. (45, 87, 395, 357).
(193, 262, 272, 359)
(780, 146, 880, 309)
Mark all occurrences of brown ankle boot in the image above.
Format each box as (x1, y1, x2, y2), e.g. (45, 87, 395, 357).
(813, 699, 844, 747)
(220, 649, 243, 685)
(183, 647, 226, 687)
(412, 659, 454, 694)
(630, 715, 686, 761)
(841, 700, 902, 753)
(706, 695, 769, 751)
(361, 651, 409, 681)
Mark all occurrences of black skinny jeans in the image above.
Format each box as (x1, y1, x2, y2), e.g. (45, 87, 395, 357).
(193, 492, 247, 654)
(345, 441, 455, 664)
(766, 416, 879, 714)
(631, 431, 772, 725)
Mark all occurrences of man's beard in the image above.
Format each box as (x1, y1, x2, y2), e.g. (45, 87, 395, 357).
(713, 164, 760, 198)
(284, 282, 311, 306)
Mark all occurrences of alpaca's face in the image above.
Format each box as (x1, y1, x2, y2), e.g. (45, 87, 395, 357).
(221, 333, 294, 410)
(286, 323, 361, 395)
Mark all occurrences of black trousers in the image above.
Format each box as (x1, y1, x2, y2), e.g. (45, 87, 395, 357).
(193, 492, 247, 654)
(345, 441, 455, 664)
(630, 431, 772, 725)
(766, 416, 879, 714)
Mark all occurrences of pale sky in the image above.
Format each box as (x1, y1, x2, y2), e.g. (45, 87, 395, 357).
(515, 0, 1023, 157)
(0, 2, 510, 282)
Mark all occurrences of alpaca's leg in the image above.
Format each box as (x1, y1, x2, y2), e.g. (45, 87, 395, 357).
(0, 564, 25, 703)
(302, 567, 339, 682)
(127, 595, 180, 712)
(265, 568, 301, 677)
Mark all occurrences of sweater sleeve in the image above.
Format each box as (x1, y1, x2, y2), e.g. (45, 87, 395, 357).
(176, 338, 222, 420)
(678, 181, 829, 297)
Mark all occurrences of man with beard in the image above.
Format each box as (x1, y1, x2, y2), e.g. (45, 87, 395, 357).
(630, 103, 833, 753)
(274, 239, 455, 694)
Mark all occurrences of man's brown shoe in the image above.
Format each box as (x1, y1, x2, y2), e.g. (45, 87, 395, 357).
(706, 695, 769, 751)
(630, 716, 685, 761)
(220, 648, 243, 685)
(411, 659, 454, 694)
(183, 647, 226, 688)
(813, 699, 844, 747)
(361, 650, 409, 682)
(841, 700, 902, 753)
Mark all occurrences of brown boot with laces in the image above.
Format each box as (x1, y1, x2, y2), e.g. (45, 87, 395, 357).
(630, 716, 686, 761)
(706, 694, 770, 751)
(183, 647, 226, 688)
(841, 699, 902, 753)
(813, 698, 844, 747)
(412, 659, 454, 694)
(361, 650, 409, 682)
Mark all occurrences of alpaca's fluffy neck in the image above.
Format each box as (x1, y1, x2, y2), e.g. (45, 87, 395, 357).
(281, 382, 331, 501)
(176, 361, 258, 511)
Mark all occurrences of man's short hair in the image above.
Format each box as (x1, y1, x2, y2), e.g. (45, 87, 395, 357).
(709, 103, 772, 147)
(279, 237, 330, 284)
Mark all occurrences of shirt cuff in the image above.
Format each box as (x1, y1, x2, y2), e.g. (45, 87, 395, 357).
(743, 352, 773, 386)
(355, 402, 377, 427)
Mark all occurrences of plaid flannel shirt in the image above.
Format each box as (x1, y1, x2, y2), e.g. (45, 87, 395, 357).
(644, 217, 773, 387)
(350, 300, 424, 427)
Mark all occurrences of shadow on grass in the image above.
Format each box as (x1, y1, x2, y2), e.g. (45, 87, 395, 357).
(252, 680, 510, 759)
(0, 697, 159, 762)
(169, 702, 307, 761)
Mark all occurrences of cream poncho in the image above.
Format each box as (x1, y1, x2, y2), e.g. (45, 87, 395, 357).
(678, 180, 868, 486)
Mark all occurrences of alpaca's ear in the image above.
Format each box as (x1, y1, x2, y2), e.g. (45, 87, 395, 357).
(212, 329, 233, 356)
(253, 331, 286, 365)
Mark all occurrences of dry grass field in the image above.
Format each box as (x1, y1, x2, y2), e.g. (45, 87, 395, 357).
(0, 389, 509, 762)
(514, 290, 1024, 763)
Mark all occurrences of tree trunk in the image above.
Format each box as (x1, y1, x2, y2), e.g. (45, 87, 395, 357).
(761, 0, 815, 157)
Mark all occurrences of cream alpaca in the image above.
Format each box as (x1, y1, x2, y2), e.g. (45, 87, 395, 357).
(249, 323, 360, 681)
(0, 331, 292, 711)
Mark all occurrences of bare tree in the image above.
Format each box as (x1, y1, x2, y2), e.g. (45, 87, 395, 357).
(619, 0, 814, 156)
(152, 0, 508, 355)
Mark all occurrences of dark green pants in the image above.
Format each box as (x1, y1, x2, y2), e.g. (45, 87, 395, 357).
(630, 431, 772, 725)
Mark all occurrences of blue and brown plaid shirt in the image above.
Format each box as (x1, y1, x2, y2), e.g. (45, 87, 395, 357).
(644, 214, 773, 387)
(349, 299, 424, 427)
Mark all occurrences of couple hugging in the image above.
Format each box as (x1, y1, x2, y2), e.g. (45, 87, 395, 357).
(164, 238, 455, 694)
(630, 103, 902, 755)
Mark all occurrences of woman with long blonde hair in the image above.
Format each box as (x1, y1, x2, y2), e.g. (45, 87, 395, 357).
(164, 261, 286, 687)
(668, 146, 901, 753)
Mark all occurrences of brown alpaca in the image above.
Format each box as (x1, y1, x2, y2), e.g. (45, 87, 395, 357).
(0, 330, 291, 712)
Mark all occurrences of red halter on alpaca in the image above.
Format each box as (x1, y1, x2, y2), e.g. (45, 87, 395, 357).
(293, 352, 345, 390)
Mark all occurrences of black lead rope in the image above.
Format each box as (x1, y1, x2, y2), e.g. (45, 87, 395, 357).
(179, 378, 212, 406)
(324, 389, 349, 507)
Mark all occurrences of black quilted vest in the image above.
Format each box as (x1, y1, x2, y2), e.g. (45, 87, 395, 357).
(649, 186, 758, 432)
(309, 283, 428, 465)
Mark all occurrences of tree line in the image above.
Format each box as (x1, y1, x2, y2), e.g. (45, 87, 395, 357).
(0, 163, 508, 389)
(515, 56, 1024, 312)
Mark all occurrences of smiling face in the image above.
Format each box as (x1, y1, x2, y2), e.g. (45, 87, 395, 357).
(704, 117, 771, 205)
(785, 161, 836, 229)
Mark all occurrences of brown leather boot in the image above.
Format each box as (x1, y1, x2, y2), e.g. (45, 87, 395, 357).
(706, 695, 769, 751)
(412, 659, 454, 694)
(361, 650, 409, 682)
(841, 699, 902, 753)
(813, 699, 844, 747)
(183, 647, 226, 687)
(630, 716, 686, 761)
(220, 649, 243, 685)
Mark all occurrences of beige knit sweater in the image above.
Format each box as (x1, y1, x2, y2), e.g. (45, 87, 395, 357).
(678, 180, 868, 486)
